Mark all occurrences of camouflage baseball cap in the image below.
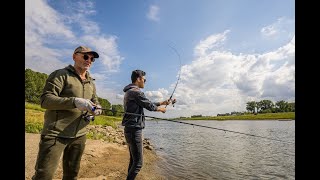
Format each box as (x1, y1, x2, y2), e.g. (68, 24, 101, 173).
(74, 46, 99, 58)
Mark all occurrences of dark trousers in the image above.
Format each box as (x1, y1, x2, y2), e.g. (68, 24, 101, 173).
(124, 128, 143, 180)
(32, 135, 86, 180)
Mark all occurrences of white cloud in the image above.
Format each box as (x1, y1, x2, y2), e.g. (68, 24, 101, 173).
(147, 5, 160, 22)
(194, 30, 230, 57)
(261, 26, 277, 37)
(25, 0, 75, 39)
(79, 21, 100, 34)
(25, 46, 68, 74)
(25, 0, 75, 73)
(81, 35, 123, 72)
(144, 32, 295, 118)
(145, 88, 169, 101)
(261, 17, 295, 39)
(95, 84, 121, 105)
(76, 0, 97, 16)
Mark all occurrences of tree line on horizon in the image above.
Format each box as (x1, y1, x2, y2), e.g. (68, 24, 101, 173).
(246, 100, 295, 114)
(208, 99, 295, 117)
(25, 68, 124, 117)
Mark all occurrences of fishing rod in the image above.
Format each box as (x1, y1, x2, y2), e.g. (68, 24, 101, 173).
(93, 108, 294, 145)
(165, 44, 182, 108)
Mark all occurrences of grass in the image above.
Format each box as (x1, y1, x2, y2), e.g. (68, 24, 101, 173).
(25, 102, 46, 112)
(179, 112, 295, 120)
(25, 109, 45, 133)
(25, 102, 122, 135)
(91, 115, 121, 128)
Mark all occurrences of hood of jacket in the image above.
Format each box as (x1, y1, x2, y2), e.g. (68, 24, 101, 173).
(65, 65, 93, 80)
(123, 83, 139, 92)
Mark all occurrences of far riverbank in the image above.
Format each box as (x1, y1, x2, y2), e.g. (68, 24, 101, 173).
(176, 112, 295, 120)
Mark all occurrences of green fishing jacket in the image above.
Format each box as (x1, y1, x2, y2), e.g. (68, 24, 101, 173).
(40, 65, 99, 138)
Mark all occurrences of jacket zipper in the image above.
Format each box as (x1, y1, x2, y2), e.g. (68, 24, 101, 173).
(74, 77, 85, 137)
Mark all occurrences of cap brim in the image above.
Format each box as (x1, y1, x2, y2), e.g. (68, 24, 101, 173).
(89, 51, 99, 58)
(82, 50, 99, 58)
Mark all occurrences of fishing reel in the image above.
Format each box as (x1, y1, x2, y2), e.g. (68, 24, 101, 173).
(170, 98, 177, 107)
(83, 115, 95, 122)
(165, 98, 177, 108)
(82, 111, 95, 122)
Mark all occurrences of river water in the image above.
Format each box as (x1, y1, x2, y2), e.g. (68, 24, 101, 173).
(143, 120, 295, 180)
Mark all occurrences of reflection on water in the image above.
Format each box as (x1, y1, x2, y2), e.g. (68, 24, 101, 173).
(144, 120, 295, 180)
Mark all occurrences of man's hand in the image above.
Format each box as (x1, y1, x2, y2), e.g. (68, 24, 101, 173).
(93, 104, 102, 116)
(74, 98, 95, 112)
(157, 107, 166, 113)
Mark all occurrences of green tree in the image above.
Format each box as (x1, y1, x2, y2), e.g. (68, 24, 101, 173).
(257, 100, 274, 113)
(245, 99, 295, 114)
(111, 104, 124, 117)
(25, 69, 48, 104)
(97, 97, 112, 116)
(288, 102, 295, 112)
(275, 100, 289, 112)
(246, 101, 257, 113)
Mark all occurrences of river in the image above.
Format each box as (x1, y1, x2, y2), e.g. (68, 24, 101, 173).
(143, 120, 295, 180)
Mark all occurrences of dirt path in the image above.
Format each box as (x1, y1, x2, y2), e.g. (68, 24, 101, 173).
(25, 133, 166, 180)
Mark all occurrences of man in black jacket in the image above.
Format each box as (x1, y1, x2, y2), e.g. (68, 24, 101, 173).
(122, 69, 176, 180)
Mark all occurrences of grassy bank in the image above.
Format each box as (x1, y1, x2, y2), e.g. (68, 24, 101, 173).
(25, 102, 122, 134)
(178, 112, 295, 120)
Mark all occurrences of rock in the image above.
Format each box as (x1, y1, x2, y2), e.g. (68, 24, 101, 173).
(144, 145, 153, 151)
(86, 125, 126, 145)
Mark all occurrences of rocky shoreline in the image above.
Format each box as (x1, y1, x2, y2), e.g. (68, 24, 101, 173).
(86, 124, 154, 150)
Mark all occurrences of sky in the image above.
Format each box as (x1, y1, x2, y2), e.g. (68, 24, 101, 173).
(25, 0, 295, 118)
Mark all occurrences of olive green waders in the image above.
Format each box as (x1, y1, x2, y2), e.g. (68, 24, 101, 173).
(32, 135, 86, 180)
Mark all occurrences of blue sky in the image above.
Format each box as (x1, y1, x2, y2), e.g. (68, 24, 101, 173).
(25, 0, 295, 118)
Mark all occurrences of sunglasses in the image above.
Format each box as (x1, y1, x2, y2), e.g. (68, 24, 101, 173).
(141, 77, 146, 83)
(78, 53, 95, 62)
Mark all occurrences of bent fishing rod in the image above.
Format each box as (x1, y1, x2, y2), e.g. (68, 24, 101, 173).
(94, 108, 294, 145)
(165, 44, 182, 108)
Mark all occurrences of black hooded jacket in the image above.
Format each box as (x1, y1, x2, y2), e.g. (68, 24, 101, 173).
(122, 84, 160, 129)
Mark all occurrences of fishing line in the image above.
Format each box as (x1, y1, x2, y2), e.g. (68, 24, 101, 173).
(96, 108, 294, 145)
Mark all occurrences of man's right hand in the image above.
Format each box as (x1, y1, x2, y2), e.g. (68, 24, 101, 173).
(74, 97, 95, 112)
